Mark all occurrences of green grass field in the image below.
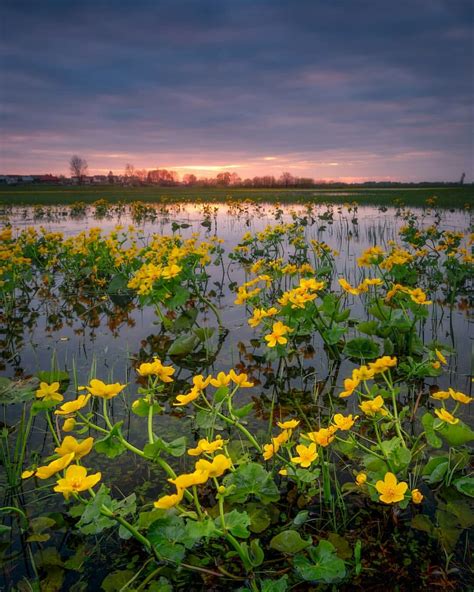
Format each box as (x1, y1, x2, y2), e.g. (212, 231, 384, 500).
(0, 184, 473, 208)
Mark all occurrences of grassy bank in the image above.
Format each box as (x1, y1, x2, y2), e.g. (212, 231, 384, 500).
(0, 184, 473, 208)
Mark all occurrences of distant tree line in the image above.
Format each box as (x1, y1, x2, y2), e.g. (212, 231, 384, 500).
(2, 156, 468, 188)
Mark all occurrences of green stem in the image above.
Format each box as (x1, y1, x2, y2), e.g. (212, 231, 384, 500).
(46, 411, 61, 447)
(147, 403, 154, 444)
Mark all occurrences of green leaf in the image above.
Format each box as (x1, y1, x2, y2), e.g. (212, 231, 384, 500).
(246, 503, 272, 533)
(182, 518, 218, 547)
(0, 377, 37, 405)
(143, 436, 186, 460)
(167, 286, 190, 309)
(37, 370, 69, 384)
(260, 575, 288, 592)
(222, 510, 251, 538)
(343, 337, 380, 360)
(323, 326, 346, 345)
(101, 570, 135, 592)
(270, 529, 311, 554)
(76, 486, 116, 534)
(438, 420, 474, 446)
(131, 397, 163, 417)
(94, 422, 126, 458)
(168, 334, 198, 356)
(193, 327, 216, 342)
(357, 320, 379, 336)
(173, 309, 198, 332)
(148, 514, 186, 563)
(453, 477, 474, 498)
(233, 402, 254, 418)
(294, 540, 346, 583)
(421, 413, 442, 448)
(224, 463, 280, 505)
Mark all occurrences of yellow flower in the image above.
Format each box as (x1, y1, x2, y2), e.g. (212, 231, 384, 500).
(195, 454, 232, 478)
(306, 427, 336, 447)
(435, 350, 447, 365)
(21, 470, 35, 479)
(36, 381, 63, 403)
(62, 418, 76, 432)
(276, 419, 300, 430)
(375, 472, 408, 504)
(173, 386, 201, 406)
(291, 443, 318, 468)
(359, 395, 388, 417)
(248, 308, 267, 328)
(278, 468, 288, 476)
(431, 390, 450, 400)
(263, 438, 281, 460)
(162, 264, 182, 279)
(192, 375, 212, 390)
(55, 394, 91, 415)
(411, 489, 424, 504)
(409, 288, 431, 305)
(448, 388, 473, 404)
(228, 370, 254, 388)
(264, 321, 291, 348)
(332, 414, 357, 431)
(188, 436, 226, 456)
(355, 472, 367, 486)
(169, 469, 209, 489)
(84, 379, 126, 400)
(352, 365, 375, 381)
(368, 356, 397, 374)
(35, 452, 75, 480)
(338, 278, 360, 296)
(210, 372, 231, 388)
(431, 361, 441, 369)
(55, 436, 94, 460)
(434, 408, 459, 424)
(339, 377, 360, 398)
(54, 465, 101, 499)
(154, 488, 184, 509)
(137, 358, 175, 382)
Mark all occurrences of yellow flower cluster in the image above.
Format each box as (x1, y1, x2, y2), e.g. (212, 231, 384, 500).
(154, 453, 232, 509)
(278, 278, 325, 309)
(339, 357, 397, 398)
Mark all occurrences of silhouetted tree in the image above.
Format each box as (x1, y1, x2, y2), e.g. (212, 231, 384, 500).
(69, 155, 88, 183)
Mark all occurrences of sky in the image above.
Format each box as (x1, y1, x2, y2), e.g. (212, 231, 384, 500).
(0, 0, 473, 181)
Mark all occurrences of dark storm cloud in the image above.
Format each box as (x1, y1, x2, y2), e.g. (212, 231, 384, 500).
(0, 0, 472, 179)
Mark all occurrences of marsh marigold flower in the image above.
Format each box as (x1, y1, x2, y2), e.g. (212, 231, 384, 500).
(360, 395, 388, 417)
(434, 408, 459, 424)
(306, 427, 336, 447)
(188, 436, 226, 456)
(210, 372, 231, 388)
(55, 436, 94, 460)
(173, 386, 201, 406)
(368, 356, 397, 374)
(169, 470, 209, 489)
(35, 452, 75, 480)
(355, 472, 367, 486)
(277, 419, 300, 430)
(375, 472, 408, 504)
(332, 413, 357, 431)
(339, 377, 360, 398)
(291, 443, 318, 468)
(55, 394, 91, 415)
(54, 465, 101, 499)
(411, 489, 424, 504)
(228, 369, 254, 388)
(264, 321, 291, 348)
(36, 381, 63, 403)
(195, 454, 232, 478)
(154, 488, 184, 509)
(84, 379, 126, 400)
(62, 418, 76, 432)
(448, 388, 473, 404)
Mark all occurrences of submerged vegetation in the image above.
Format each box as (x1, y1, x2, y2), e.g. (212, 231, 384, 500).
(0, 199, 473, 591)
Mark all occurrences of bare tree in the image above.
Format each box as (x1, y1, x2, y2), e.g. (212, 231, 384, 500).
(69, 155, 88, 183)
